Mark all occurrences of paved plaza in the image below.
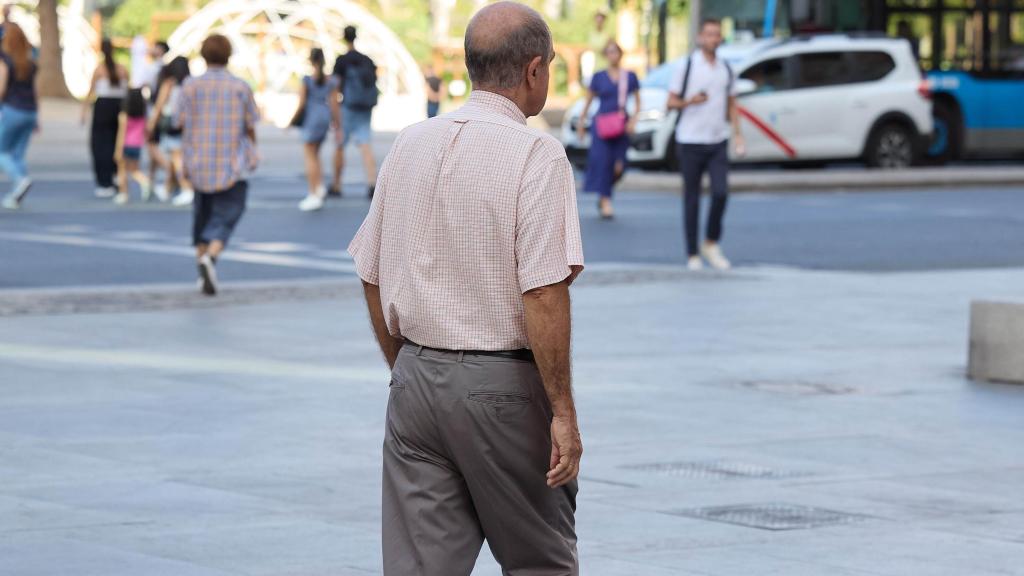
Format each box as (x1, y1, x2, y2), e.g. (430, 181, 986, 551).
(1, 101, 1023, 575)
(2, 261, 1023, 575)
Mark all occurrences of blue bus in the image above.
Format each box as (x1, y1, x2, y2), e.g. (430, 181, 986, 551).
(875, 1, 1024, 163)
(697, 0, 1024, 163)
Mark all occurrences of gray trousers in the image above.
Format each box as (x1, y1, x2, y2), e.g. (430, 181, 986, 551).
(383, 344, 579, 576)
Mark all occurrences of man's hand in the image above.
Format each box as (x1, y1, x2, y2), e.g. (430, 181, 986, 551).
(689, 92, 709, 106)
(547, 414, 582, 488)
(733, 133, 746, 158)
(362, 281, 403, 369)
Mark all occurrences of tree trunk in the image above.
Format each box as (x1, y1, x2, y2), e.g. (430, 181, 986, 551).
(37, 0, 73, 98)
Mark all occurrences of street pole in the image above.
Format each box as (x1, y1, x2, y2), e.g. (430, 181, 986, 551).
(689, 0, 701, 51)
(657, 0, 667, 65)
(763, 0, 777, 37)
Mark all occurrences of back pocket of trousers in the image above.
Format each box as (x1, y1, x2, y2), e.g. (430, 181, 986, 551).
(467, 391, 531, 405)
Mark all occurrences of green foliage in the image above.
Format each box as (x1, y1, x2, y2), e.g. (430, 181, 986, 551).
(108, 0, 181, 38)
(373, 1, 433, 65)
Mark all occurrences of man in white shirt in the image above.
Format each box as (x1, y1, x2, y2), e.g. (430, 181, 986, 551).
(667, 18, 745, 270)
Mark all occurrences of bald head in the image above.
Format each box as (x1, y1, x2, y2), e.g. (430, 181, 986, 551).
(465, 2, 552, 91)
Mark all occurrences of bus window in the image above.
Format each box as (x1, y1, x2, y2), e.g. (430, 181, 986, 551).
(890, 16, 932, 68)
(989, 10, 1024, 74)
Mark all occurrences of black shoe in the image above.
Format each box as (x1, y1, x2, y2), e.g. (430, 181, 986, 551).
(197, 254, 218, 296)
(327, 185, 342, 197)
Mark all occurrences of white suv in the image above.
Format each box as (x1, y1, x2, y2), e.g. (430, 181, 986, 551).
(562, 35, 933, 170)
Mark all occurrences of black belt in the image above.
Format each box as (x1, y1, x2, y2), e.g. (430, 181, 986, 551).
(404, 341, 534, 362)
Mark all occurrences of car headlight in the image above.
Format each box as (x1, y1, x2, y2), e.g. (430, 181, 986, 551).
(635, 109, 665, 123)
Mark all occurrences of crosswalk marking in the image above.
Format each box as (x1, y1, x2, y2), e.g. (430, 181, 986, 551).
(0, 231, 357, 274)
(0, 342, 386, 381)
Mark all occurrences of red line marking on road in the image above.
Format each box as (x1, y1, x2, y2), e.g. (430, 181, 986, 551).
(737, 105, 798, 158)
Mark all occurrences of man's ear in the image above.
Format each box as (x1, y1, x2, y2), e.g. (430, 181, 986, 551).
(526, 55, 543, 87)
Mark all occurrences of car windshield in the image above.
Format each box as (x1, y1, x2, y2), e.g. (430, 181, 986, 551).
(641, 63, 674, 89)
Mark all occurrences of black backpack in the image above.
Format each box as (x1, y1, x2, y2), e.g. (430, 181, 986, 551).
(343, 53, 379, 110)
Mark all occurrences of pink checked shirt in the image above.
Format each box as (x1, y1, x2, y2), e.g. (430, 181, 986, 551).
(348, 90, 584, 351)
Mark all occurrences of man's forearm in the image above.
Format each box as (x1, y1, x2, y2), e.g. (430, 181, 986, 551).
(362, 281, 403, 369)
(667, 94, 687, 111)
(523, 281, 575, 418)
(730, 100, 741, 136)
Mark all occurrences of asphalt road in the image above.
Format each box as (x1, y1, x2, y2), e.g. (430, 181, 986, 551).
(1, 176, 1023, 290)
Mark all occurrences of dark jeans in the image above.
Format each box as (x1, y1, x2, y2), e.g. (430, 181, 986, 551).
(192, 180, 248, 247)
(90, 97, 122, 188)
(678, 140, 729, 257)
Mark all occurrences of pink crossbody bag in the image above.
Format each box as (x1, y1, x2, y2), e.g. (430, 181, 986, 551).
(594, 71, 629, 140)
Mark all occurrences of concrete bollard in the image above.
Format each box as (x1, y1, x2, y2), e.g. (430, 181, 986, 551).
(968, 301, 1024, 384)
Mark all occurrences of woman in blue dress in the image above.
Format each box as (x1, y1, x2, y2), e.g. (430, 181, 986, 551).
(294, 48, 340, 212)
(577, 40, 640, 219)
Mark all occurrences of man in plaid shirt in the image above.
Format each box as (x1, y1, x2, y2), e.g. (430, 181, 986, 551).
(177, 34, 258, 296)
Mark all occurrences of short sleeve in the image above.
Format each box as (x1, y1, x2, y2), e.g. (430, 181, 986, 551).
(347, 148, 397, 285)
(629, 71, 640, 94)
(588, 71, 600, 93)
(332, 55, 345, 78)
(515, 150, 585, 294)
(728, 66, 739, 97)
(669, 62, 685, 96)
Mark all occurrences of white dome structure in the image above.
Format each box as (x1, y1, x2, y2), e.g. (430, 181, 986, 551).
(167, 0, 427, 130)
(9, 0, 97, 99)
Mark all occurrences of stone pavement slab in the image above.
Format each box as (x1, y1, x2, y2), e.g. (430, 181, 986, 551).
(1, 264, 1023, 575)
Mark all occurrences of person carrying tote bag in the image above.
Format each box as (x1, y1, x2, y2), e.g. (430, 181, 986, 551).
(594, 70, 628, 139)
(577, 40, 640, 219)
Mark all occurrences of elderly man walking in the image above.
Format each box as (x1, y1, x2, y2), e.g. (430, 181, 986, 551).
(348, 3, 584, 574)
(178, 34, 258, 296)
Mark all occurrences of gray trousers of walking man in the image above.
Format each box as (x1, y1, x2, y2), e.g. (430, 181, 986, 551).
(383, 343, 579, 575)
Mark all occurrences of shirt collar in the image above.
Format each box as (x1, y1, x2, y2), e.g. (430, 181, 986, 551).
(693, 49, 720, 68)
(467, 90, 528, 125)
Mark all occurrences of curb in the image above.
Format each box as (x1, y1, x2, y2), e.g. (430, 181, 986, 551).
(618, 167, 1024, 193)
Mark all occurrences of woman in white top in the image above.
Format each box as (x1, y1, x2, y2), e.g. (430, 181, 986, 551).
(81, 38, 128, 198)
(149, 56, 193, 206)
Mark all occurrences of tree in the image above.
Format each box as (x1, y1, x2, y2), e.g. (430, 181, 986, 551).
(37, 0, 72, 98)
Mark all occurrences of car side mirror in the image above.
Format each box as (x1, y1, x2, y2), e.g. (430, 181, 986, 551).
(734, 78, 758, 95)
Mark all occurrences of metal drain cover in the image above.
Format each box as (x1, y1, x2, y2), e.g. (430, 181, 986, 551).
(668, 503, 868, 531)
(740, 380, 857, 395)
(620, 460, 803, 479)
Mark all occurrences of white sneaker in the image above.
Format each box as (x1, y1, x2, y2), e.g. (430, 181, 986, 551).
(140, 182, 153, 202)
(687, 256, 704, 271)
(1, 193, 18, 209)
(298, 193, 325, 212)
(171, 189, 194, 207)
(153, 183, 170, 202)
(701, 242, 732, 270)
(197, 254, 218, 296)
(94, 186, 116, 198)
(113, 192, 129, 206)
(8, 177, 32, 206)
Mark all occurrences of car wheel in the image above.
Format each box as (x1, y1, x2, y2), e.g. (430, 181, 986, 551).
(866, 123, 914, 169)
(925, 101, 962, 165)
